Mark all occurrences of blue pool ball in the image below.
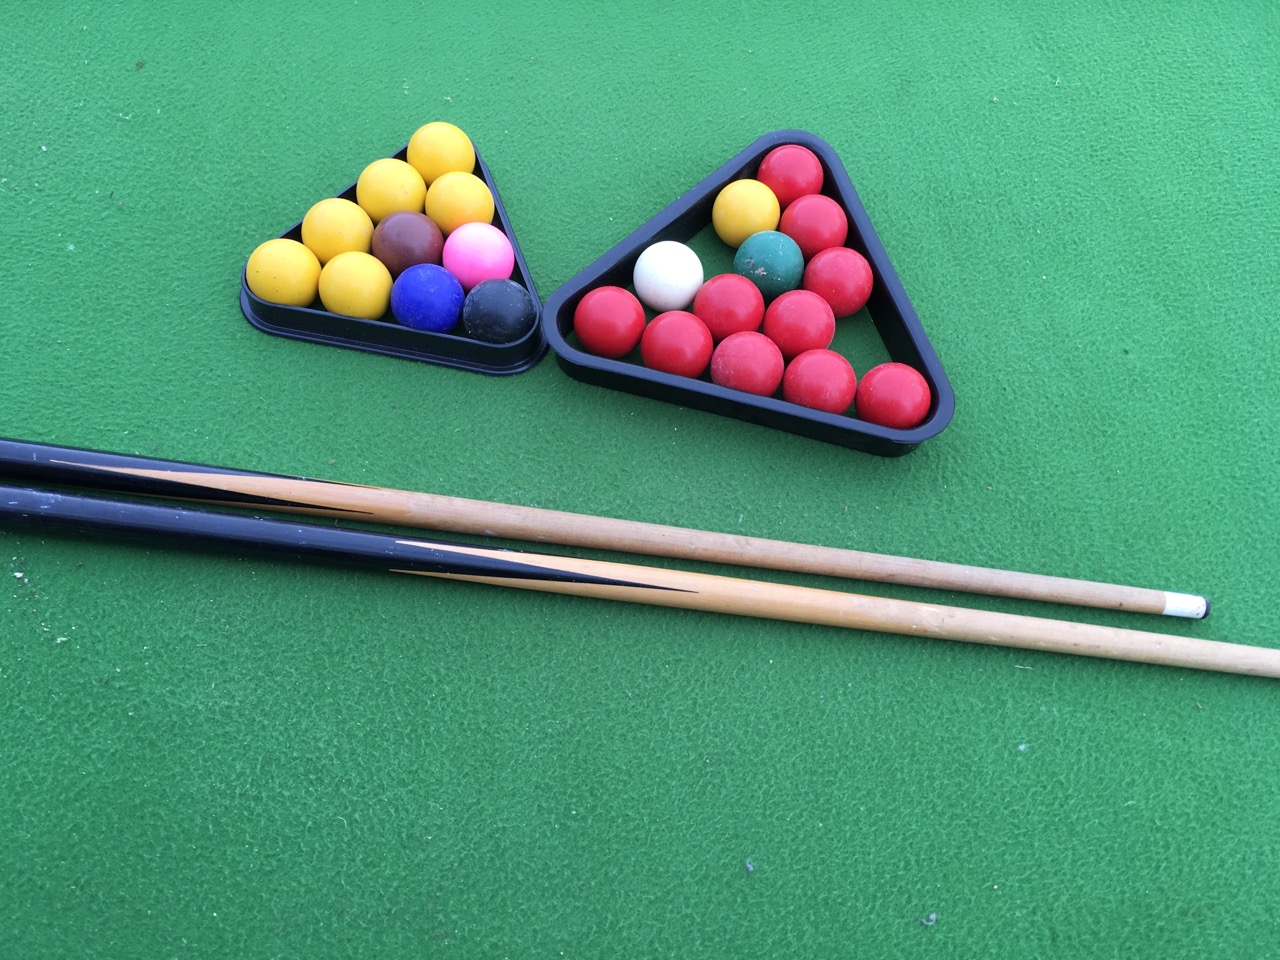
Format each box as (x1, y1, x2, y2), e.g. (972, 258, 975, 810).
(391, 263, 465, 331)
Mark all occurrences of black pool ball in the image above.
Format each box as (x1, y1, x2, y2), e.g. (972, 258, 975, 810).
(461, 279, 538, 344)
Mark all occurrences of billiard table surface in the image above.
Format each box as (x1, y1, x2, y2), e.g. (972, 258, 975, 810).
(4, 4, 1278, 957)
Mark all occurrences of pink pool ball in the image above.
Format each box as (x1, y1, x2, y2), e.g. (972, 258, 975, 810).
(441, 222, 514, 291)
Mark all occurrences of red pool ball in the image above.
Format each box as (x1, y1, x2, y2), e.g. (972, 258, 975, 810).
(710, 331, 785, 396)
(691, 273, 765, 342)
(761, 289, 835, 360)
(641, 310, 714, 378)
(756, 144, 824, 209)
(855, 362, 932, 429)
(779, 194, 849, 261)
(782, 349, 858, 414)
(573, 285, 646, 358)
(802, 246, 874, 318)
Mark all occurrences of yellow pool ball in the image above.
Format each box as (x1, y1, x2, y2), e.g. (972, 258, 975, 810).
(301, 197, 374, 264)
(424, 171, 495, 234)
(356, 158, 426, 224)
(407, 121, 476, 185)
(245, 238, 321, 306)
(712, 179, 781, 247)
(318, 250, 392, 319)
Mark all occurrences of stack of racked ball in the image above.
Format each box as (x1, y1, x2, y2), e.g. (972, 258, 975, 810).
(243, 122, 537, 345)
(571, 143, 932, 429)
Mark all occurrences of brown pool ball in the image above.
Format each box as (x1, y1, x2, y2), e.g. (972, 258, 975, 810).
(371, 211, 444, 276)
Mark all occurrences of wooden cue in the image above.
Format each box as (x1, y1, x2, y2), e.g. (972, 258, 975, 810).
(0, 437, 1207, 619)
(0, 484, 1270, 678)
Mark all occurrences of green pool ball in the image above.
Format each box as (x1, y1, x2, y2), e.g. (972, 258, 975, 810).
(733, 230, 804, 301)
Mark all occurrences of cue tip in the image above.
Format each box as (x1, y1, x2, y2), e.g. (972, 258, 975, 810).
(1162, 592, 1210, 619)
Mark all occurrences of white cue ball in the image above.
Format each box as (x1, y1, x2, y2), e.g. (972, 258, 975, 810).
(632, 241, 704, 312)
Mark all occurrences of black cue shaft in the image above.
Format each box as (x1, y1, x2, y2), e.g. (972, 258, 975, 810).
(0, 485, 675, 591)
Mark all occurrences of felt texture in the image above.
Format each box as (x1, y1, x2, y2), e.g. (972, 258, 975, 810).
(3, 2, 1279, 958)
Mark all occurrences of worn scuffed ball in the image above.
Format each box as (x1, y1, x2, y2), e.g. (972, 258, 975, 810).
(710, 331, 785, 396)
(733, 231, 804, 301)
(462, 278, 538, 343)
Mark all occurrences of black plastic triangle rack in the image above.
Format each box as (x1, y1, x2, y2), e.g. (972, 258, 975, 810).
(240, 143, 546, 376)
(541, 130, 954, 456)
